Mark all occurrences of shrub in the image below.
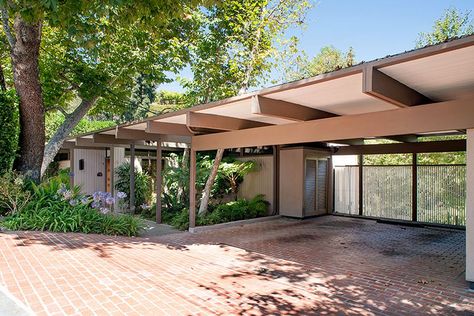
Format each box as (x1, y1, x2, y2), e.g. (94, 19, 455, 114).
(0, 172, 31, 215)
(114, 162, 152, 212)
(0, 90, 19, 175)
(164, 195, 269, 230)
(201, 194, 268, 226)
(2, 177, 143, 236)
(3, 206, 142, 237)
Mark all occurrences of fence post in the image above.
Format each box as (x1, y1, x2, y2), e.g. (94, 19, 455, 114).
(358, 154, 363, 216)
(412, 153, 417, 222)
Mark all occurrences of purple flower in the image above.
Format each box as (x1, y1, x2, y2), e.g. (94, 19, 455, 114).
(140, 203, 151, 210)
(105, 197, 115, 205)
(92, 192, 101, 202)
(91, 201, 100, 209)
(69, 199, 78, 206)
(116, 191, 127, 199)
(57, 183, 67, 195)
(62, 190, 73, 200)
(80, 197, 89, 205)
(100, 207, 109, 214)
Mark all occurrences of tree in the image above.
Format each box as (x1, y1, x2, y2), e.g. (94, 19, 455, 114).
(0, 0, 208, 182)
(191, 0, 312, 215)
(0, 89, 19, 174)
(416, 7, 473, 48)
(218, 159, 257, 200)
(119, 74, 157, 122)
(284, 46, 355, 82)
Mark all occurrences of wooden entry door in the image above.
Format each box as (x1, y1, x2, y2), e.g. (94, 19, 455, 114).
(106, 158, 111, 193)
(304, 158, 328, 216)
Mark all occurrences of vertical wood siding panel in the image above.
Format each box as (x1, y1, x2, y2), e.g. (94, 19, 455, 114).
(73, 149, 106, 195)
(237, 156, 274, 213)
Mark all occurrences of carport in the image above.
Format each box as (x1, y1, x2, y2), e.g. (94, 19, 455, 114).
(63, 35, 474, 288)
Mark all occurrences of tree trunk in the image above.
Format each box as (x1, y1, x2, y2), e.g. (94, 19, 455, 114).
(10, 16, 44, 182)
(0, 61, 6, 91)
(198, 148, 224, 216)
(41, 97, 98, 176)
(177, 147, 189, 204)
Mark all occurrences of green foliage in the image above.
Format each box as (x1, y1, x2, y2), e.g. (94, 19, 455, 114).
(149, 90, 188, 115)
(182, 0, 311, 104)
(216, 158, 257, 197)
(45, 111, 114, 141)
(0, 90, 19, 174)
(114, 162, 152, 211)
(0, 172, 31, 215)
(166, 195, 269, 230)
(3, 204, 143, 236)
(417, 7, 473, 48)
(363, 135, 466, 165)
(119, 74, 156, 122)
(2, 176, 143, 236)
(284, 46, 355, 81)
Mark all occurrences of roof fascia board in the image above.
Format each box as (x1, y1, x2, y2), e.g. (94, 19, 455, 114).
(192, 97, 474, 150)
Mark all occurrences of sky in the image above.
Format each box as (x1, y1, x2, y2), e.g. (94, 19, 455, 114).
(158, 0, 474, 93)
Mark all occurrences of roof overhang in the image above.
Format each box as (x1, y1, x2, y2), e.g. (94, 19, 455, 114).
(63, 35, 474, 152)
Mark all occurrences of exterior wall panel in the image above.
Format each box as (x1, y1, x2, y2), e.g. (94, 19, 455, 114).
(73, 149, 106, 195)
(237, 155, 274, 213)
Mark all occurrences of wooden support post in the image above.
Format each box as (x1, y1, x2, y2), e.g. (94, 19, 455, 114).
(466, 129, 474, 288)
(189, 148, 197, 230)
(129, 144, 136, 213)
(69, 149, 75, 188)
(327, 156, 334, 213)
(358, 154, 363, 216)
(412, 153, 418, 222)
(272, 145, 280, 215)
(156, 140, 162, 223)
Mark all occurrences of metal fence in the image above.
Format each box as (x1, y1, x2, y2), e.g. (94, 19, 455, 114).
(334, 164, 466, 226)
(417, 165, 466, 226)
(363, 166, 412, 220)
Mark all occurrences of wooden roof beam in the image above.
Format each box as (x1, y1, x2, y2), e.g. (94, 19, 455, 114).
(362, 66, 432, 107)
(192, 98, 474, 151)
(146, 121, 192, 136)
(333, 139, 466, 155)
(186, 112, 270, 131)
(93, 134, 144, 145)
(116, 127, 161, 141)
(251, 95, 337, 122)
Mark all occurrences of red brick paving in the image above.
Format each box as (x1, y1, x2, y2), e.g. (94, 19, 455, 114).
(0, 216, 473, 315)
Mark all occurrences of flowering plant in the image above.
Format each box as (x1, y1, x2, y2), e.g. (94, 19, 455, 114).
(90, 191, 127, 214)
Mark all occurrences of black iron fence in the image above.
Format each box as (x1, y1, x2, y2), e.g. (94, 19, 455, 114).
(334, 164, 466, 226)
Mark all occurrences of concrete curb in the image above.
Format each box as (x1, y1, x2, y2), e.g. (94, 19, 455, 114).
(188, 215, 281, 233)
(0, 285, 34, 316)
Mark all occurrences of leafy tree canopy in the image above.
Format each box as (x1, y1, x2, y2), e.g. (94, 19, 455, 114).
(284, 45, 355, 82)
(181, 0, 312, 105)
(416, 7, 473, 47)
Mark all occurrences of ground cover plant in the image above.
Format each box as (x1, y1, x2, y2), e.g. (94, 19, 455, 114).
(1, 175, 143, 236)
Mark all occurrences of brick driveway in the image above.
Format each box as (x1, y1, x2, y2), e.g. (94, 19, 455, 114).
(0, 216, 473, 315)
